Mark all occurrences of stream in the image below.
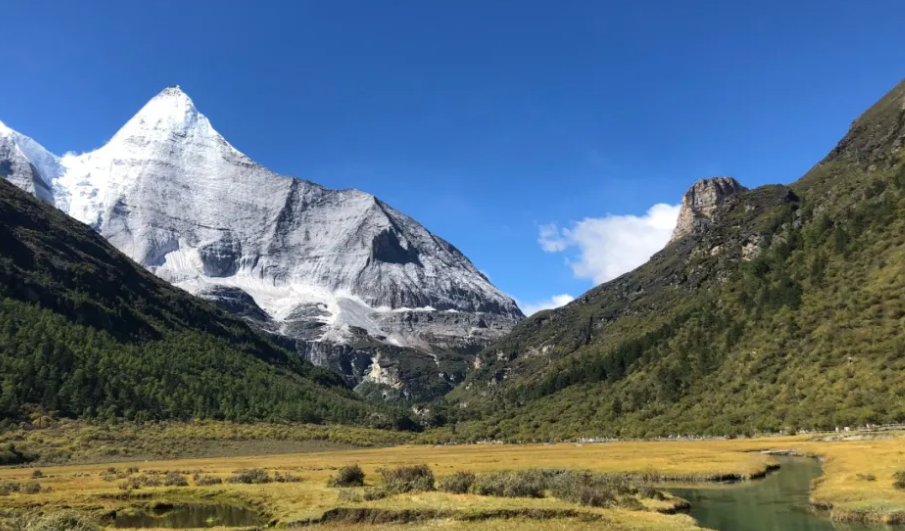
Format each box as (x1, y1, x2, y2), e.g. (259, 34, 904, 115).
(669, 455, 893, 531)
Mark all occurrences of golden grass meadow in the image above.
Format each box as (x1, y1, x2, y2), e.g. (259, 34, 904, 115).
(1, 428, 904, 530)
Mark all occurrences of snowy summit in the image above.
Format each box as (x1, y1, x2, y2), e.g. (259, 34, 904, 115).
(0, 88, 523, 396)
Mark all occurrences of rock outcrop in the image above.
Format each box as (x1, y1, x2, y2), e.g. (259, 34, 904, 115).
(670, 177, 747, 242)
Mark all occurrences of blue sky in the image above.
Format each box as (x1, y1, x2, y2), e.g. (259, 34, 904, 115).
(3, 0, 905, 313)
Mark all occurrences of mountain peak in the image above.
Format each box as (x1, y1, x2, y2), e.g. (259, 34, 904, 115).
(0, 118, 12, 137)
(108, 86, 210, 145)
(670, 176, 747, 242)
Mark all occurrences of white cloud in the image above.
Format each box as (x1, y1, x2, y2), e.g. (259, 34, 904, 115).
(538, 224, 568, 252)
(539, 203, 681, 284)
(519, 294, 575, 316)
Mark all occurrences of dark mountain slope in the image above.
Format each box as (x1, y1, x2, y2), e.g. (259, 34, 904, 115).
(0, 179, 407, 426)
(439, 77, 905, 441)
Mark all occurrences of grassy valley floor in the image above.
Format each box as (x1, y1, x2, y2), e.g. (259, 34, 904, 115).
(0, 431, 903, 530)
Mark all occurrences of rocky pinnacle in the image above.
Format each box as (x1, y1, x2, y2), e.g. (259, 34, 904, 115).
(670, 177, 747, 242)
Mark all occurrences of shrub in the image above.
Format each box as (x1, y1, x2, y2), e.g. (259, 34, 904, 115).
(193, 474, 223, 486)
(548, 471, 638, 508)
(328, 465, 365, 488)
(856, 473, 877, 482)
(894, 471, 905, 490)
(379, 465, 435, 494)
(138, 474, 161, 487)
(31, 470, 44, 479)
(227, 468, 271, 484)
(0, 480, 21, 495)
(471, 470, 547, 498)
(21, 482, 43, 494)
(439, 471, 475, 494)
(126, 467, 139, 474)
(274, 471, 302, 483)
(164, 471, 189, 487)
(119, 477, 142, 491)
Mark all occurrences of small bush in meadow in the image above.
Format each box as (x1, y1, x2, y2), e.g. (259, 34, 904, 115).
(0, 480, 21, 495)
(379, 465, 435, 494)
(328, 465, 365, 487)
(139, 473, 161, 487)
(119, 477, 142, 491)
(21, 482, 43, 494)
(894, 471, 905, 490)
(192, 473, 223, 486)
(856, 473, 877, 482)
(439, 471, 475, 494)
(228, 468, 271, 484)
(163, 471, 189, 487)
(471, 470, 547, 498)
(31, 470, 44, 479)
(274, 471, 302, 483)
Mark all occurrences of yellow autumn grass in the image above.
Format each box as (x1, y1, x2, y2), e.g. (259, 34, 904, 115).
(1, 432, 903, 529)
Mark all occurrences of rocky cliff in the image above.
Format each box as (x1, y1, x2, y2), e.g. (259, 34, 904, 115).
(670, 177, 747, 242)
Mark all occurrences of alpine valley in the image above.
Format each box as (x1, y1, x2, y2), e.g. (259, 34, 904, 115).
(0, 87, 523, 404)
(4, 76, 905, 439)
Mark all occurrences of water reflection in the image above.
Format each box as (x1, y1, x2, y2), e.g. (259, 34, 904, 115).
(669, 456, 892, 531)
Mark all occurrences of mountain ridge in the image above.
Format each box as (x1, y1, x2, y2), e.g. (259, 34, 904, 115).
(433, 76, 905, 441)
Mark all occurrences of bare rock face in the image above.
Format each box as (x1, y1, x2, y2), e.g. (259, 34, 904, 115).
(670, 177, 747, 242)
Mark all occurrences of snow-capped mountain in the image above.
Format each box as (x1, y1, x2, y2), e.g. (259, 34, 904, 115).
(1, 86, 523, 400)
(0, 119, 63, 204)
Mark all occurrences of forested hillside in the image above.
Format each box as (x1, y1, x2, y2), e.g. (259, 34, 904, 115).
(437, 77, 905, 441)
(0, 179, 411, 428)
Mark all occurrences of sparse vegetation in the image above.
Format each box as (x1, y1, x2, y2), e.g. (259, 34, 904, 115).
(228, 468, 271, 484)
(274, 471, 302, 483)
(9, 511, 99, 531)
(163, 471, 189, 487)
(0, 480, 20, 495)
(20, 482, 44, 494)
(192, 473, 223, 486)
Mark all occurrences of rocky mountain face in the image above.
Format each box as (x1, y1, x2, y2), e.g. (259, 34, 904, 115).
(0, 178, 405, 426)
(439, 76, 905, 442)
(670, 177, 747, 242)
(0, 87, 522, 402)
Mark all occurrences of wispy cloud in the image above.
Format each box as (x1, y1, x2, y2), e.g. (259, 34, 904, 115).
(519, 293, 575, 316)
(539, 203, 681, 284)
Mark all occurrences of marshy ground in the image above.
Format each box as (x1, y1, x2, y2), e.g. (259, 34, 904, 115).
(1, 427, 903, 530)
